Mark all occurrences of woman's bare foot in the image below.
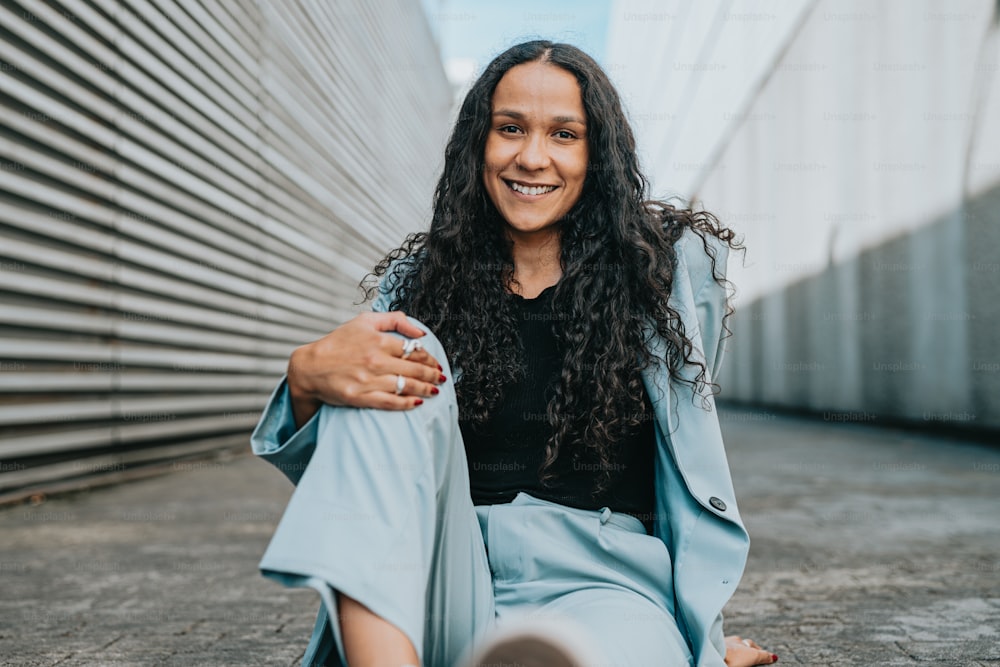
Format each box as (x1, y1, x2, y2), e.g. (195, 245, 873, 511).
(724, 635, 778, 666)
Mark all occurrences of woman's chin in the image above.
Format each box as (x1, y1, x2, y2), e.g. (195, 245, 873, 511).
(501, 217, 563, 238)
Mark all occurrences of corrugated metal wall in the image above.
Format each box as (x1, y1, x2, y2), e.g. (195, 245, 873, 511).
(0, 0, 451, 495)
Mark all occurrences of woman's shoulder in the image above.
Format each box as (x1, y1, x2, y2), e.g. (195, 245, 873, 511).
(671, 225, 730, 292)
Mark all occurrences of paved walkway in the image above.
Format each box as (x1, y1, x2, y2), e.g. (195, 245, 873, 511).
(1, 406, 998, 666)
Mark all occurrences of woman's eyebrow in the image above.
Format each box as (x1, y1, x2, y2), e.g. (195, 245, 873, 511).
(492, 108, 586, 126)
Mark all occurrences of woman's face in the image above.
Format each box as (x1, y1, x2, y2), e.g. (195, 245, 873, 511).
(482, 61, 588, 241)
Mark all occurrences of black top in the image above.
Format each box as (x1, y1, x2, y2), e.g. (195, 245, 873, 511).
(460, 284, 657, 534)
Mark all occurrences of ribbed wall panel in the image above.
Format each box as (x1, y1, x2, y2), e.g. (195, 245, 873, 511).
(0, 0, 451, 493)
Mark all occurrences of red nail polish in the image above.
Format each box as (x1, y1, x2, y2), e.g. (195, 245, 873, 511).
(414, 399, 423, 406)
(439, 374, 447, 383)
(430, 387, 439, 395)
(771, 654, 778, 663)
(437, 363, 443, 371)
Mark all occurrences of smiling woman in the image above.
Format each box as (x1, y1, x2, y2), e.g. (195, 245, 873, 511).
(251, 40, 776, 667)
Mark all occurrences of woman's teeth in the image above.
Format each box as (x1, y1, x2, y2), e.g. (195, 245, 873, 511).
(508, 181, 556, 196)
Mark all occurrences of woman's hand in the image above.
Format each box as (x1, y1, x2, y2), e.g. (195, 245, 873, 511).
(286, 311, 446, 427)
(724, 635, 777, 666)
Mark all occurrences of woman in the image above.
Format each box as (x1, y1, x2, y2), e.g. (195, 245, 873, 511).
(252, 40, 776, 667)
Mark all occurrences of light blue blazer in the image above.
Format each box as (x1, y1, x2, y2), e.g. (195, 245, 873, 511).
(251, 227, 749, 666)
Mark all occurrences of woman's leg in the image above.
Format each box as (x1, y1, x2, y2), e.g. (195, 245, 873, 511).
(337, 595, 418, 665)
(259, 319, 495, 667)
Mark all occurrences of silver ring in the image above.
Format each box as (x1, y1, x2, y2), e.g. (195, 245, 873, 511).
(394, 374, 405, 395)
(401, 339, 423, 359)
(741, 639, 752, 647)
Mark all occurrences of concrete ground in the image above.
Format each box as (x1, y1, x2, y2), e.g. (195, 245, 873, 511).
(0, 405, 997, 666)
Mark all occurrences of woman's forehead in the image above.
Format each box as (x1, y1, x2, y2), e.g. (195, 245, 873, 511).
(491, 62, 585, 123)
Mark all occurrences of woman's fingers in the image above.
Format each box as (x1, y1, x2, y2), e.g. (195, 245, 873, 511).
(367, 310, 427, 338)
(380, 356, 445, 388)
(361, 391, 426, 411)
(376, 331, 441, 373)
(379, 353, 449, 403)
(383, 373, 440, 400)
(388, 336, 438, 367)
(377, 331, 442, 377)
(368, 312, 443, 370)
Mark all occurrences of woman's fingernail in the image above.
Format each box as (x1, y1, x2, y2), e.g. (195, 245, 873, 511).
(414, 399, 423, 406)
(430, 386, 439, 395)
(439, 374, 447, 383)
(771, 654, 779, 663)
(437, 363, 443, 371)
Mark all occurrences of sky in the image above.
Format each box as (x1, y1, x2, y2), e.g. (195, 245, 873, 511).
(419, 0, 614, 94)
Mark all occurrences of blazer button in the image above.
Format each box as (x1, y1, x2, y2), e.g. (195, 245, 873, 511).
(709, 496, 727, 512)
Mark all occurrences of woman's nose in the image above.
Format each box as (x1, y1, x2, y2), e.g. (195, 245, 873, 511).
(516, 134, 551, 171)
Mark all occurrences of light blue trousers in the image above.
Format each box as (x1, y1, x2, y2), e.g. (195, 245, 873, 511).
(258, 322, 692, 667)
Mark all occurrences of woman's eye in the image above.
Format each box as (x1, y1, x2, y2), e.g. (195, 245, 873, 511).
(499, 125, 521, 134)
(555, 130, 576, 140)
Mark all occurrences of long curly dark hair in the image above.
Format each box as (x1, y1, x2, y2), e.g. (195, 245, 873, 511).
(362, 40, 742, 494)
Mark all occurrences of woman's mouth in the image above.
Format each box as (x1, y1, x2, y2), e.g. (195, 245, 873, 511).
(504, 179, 558, 197)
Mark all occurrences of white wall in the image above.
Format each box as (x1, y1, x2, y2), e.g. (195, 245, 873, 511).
(608, 0, 1000, 431)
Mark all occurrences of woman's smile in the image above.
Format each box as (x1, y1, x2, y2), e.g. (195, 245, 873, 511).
(504, 179, 559, 198)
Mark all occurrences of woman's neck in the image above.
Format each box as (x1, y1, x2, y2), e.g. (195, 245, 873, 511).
(508, 230, 562, 298)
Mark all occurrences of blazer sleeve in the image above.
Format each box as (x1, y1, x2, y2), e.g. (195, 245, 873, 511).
(250, 376, 320, 485)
